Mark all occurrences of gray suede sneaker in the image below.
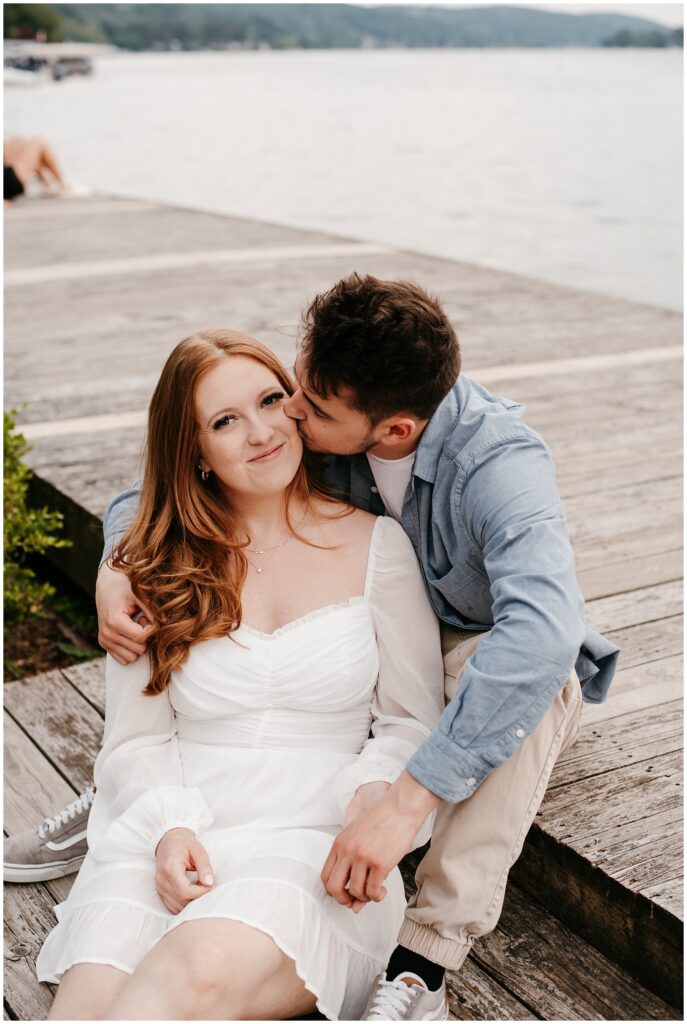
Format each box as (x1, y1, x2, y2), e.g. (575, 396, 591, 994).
(363, 972, 449, 1021)
(4, 786, 94, 883)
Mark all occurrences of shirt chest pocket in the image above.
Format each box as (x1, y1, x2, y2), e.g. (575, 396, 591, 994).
(429, 561, 493, 625)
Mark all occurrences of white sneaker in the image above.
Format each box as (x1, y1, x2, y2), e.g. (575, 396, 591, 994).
(363, 971, 449, 1021)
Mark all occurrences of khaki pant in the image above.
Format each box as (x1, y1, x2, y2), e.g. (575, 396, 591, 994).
(398, 626, 583, 970)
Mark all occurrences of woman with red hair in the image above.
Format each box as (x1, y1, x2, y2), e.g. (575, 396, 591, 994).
(37, 330, 444, 1021)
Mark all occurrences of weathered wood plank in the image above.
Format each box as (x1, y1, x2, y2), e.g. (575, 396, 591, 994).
(559, 456, 680, 501)
(539, 750, 682, 849)
(3, 884, 57, 1021)
(577, 548, 682, 602)
(572, 524, 682, 571)
(581, 655, 682, 725)
(470, 886, 679, 1020)
(4, 673, 103, 793)
(61, 660, 106, 718)
(586, 581, 683, 634)
(548, 700, 683, 790)
(447, 958, 534, 1020)
(560, 805, 683, 877)
(3, 714, 78, 835)
(644, 876, 684, 920)
(609, 833, 684, 891)
(603, 615, 682, 671)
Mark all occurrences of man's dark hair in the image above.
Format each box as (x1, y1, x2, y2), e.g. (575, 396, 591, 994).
(300, 273, 461, 424)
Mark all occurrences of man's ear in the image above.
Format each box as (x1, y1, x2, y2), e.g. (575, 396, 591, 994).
(376, 415, 420, 448)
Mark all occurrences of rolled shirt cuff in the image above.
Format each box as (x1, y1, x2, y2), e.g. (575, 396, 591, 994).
(406, 731, 491, 803)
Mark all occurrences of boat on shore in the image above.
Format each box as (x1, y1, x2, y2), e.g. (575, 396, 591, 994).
(4, 41, 113, 83)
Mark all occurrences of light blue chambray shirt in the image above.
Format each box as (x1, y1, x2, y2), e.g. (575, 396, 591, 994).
(102, 374, 618, 804)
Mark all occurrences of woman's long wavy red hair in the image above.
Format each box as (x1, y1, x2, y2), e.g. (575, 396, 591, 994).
(112, 329, 332, 695)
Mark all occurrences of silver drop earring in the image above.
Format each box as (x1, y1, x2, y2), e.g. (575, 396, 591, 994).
(199, 467, 210, 482)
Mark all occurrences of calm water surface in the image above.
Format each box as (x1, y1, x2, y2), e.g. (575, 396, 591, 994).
(5, 49, 683, 309)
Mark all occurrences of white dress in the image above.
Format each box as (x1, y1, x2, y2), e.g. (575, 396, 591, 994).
(36, 517, 445, 1021)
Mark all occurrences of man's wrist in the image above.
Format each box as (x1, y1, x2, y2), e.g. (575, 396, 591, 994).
(388, 770, 442, 825)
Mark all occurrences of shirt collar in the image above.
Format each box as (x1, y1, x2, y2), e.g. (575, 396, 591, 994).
(412, 379, 461, 484)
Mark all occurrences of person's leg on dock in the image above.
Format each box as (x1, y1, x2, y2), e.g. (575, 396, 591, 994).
(102, 918, 317, 1020)
(4, 137, 68, 192)
(48, 963, 129, 1020)
(371, 627, 582, 1013)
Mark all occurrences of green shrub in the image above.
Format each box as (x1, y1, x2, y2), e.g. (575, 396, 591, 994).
(4, 410, 71, 623)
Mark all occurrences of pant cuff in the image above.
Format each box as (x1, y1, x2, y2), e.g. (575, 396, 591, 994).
(397, 918, 472, 971)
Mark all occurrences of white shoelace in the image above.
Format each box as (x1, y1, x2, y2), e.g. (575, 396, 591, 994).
(38, 787, 95, 838)
(367, 977, 419, 1020)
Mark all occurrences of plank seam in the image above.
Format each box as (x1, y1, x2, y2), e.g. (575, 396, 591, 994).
(546, 744, 685, 792)
(60, 671, 106, 721)
(3, 708, 85, 800)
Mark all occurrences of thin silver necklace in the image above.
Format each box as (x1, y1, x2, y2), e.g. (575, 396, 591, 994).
(245, 505, 309, 574)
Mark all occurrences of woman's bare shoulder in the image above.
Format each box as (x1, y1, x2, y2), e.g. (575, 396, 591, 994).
(308, 497, 377, 543)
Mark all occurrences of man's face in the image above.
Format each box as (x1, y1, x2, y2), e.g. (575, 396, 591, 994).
(284, 353, 380, 455)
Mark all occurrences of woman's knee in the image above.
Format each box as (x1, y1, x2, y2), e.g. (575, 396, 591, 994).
(157, 925, 231, 998)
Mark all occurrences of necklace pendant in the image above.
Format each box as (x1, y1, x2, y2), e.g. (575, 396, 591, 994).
(256, 567, 263, 574)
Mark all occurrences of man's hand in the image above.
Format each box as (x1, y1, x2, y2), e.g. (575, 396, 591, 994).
(343, 780, 391, 829)
(96, 561, 154, 664)
(321, 771, 442, 913)
(155, 827, 214, 914)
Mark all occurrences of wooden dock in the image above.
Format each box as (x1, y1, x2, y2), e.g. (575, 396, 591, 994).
(4, 195, 683, 1018)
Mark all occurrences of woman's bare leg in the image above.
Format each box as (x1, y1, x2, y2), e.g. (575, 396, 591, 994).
(47, 963, 129, 1020)
(3, 137, 67, 189)
(103, 918, 318, 1020)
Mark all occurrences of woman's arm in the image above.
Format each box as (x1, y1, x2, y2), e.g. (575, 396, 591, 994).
(334, 517, 445, 841)
(88, 655, 213, 881)
(325, 517, 445, 909)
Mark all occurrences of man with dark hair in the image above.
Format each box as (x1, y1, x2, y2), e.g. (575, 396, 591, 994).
(281, 273, 617, 1019)
(6, 273, 618, 1021)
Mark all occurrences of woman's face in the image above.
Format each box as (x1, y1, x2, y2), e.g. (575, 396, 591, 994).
(195, 354, 303, 499)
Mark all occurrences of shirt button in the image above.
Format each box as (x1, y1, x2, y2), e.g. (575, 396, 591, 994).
(516, 728, 525, 738)
(466, 777, 476, 786)
(370, 486, 379, 493)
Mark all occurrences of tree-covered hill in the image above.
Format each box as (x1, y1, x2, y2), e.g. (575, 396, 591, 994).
(4, 3, 682, 51)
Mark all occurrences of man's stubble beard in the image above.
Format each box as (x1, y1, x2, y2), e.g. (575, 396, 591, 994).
(298, 426, 377, 458)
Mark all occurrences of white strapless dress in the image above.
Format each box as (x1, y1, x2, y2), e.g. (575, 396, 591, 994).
(36, 517, 445, 1020)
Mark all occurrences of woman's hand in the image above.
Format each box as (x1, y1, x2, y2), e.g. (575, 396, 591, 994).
(96, 561, 154, 664)
(154, 827, 215, 914)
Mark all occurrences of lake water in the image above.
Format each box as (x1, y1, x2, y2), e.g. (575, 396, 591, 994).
(5, 48, 683, 310)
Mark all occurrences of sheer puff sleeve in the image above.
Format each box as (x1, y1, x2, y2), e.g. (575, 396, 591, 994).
(87, 654, 213, 864)
(335, 517, 445, 845)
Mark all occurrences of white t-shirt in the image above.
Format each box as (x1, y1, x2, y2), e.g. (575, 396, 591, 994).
(366, 450, 416, 522)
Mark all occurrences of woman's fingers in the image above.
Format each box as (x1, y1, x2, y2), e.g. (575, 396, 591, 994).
(189, 839, 214, 889)
(158, 842, 214, 911)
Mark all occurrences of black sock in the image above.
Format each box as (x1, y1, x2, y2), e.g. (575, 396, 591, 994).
(386, 945, 445, 992)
